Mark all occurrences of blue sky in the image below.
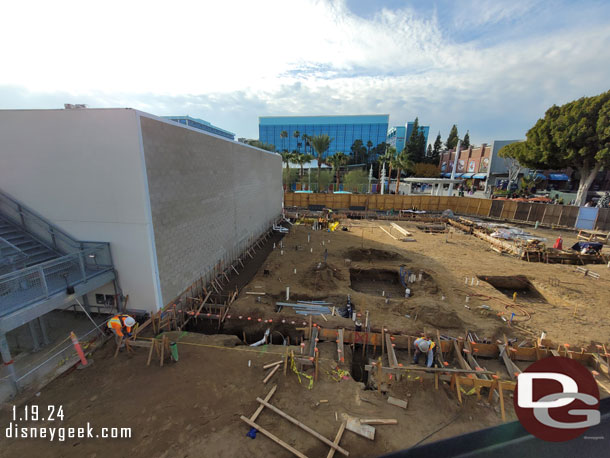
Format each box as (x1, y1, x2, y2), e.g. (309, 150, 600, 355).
(1, 0, 609, 146)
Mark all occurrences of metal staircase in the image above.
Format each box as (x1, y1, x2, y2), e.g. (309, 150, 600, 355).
(0, 189, 116, 330)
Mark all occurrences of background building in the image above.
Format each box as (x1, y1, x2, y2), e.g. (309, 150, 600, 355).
(387, 121, 430, 153)
(164, 115, 235, 140)
(439, 140, 522, 187)
(258, 114, 389, 158)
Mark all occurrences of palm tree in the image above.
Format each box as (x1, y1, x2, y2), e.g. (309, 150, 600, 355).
(309, 134, 333, 186)
(301, 134, 309, 154)
(280, 151, 295, 189)
(366, 140, 373, 162)
(294, 153, 313, 177)
(293, 130, 300, 153)
(378, 146, 396, 193)
(326, 152, 348, 190)
(280, 130, 288, 152)
(394, 153, 414, 194)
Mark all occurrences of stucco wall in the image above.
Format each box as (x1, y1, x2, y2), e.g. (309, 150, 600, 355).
(0, 109, 162, 312)
(139, 115, 282, 305)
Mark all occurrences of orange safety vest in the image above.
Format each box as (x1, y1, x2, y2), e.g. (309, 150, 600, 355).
(107, 314, 133, 337)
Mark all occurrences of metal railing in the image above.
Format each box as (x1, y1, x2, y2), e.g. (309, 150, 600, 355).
(0, 188, 115, 316)
(0, 244, 113, 317)
(0, 189, 85, 255)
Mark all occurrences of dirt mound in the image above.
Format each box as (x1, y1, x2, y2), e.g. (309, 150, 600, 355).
(299, 262, 344, 290)
(344, 248, 404, 262)
(416, 304, 464, 329)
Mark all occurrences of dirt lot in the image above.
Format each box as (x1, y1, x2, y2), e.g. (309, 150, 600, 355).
(228, 219, 610, 347)
(1, 218, 608, 457)
(0, 332, 503, 458)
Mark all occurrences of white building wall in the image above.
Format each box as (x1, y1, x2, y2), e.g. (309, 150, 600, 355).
(0, 108, 161, 312)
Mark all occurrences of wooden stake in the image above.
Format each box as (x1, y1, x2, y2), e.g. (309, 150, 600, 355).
(327, 422, 347, 458)
(146, 339, 155, 366)
(263, 364, 280, 384)
(498, 381, 506, 421)
(263, 360, 284, 370)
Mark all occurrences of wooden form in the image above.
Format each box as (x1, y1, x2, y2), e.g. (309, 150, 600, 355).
(146, 335, 172, 367)
(385, 333, 400, 381)
(307, 327, 602, 365)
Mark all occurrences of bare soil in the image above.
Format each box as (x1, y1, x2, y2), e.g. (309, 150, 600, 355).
(2, 218, 608, 457)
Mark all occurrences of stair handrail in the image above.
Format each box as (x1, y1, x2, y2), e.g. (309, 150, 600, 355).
(0, 188, 100, 253)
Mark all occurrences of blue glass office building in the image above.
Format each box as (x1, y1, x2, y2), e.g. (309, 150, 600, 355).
(163, 115, 235, 140)
(259, 115, 389, 158)
(387, 121, 430, 153)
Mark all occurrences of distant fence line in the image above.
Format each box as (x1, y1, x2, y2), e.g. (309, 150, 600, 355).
(283, 193, 610, 232)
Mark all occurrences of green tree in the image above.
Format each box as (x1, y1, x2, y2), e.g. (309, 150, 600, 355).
(462, 131, 470, 149)
(432, 132, 443, 163)
(293, 153, 314, 177)
(390, 153, 409, 193)
(413, 162, 441, 177)
(310, 134, 333, 185)
(301, 134, 309, 154)
(498, 142, 526, 186)
(343, 169, 368, 191)
(280, 152, 295, 188)
(280, 130, 288, 152)
(378, 146, 396, 193)
(326, 152, 348, 190)
(506, 91, 610, 206)
(445, 125, 459, 150)
(426, 144, 432, 158)
(366, 140, 373, 161)
(293, 130, 300, 153)
(350, 139, 366, 164)
(404, 118, 426, 164)
(243, 139, 276, 152)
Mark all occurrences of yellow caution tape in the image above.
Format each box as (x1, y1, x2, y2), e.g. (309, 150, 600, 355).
(290, 353, 314, 389)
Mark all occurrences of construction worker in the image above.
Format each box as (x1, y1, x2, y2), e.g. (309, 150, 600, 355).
(107, 314, 136, 345)
(413, 336, 436, 368)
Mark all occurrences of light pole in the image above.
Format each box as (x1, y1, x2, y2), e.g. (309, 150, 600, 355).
(447, 139, 462, 197)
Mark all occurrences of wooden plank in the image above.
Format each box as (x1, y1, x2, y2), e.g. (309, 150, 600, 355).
(263, 360, 284, 370)
(364, 364, 496, 375)
(436, 330, 446, 366)
(263, 364, 280, 384)
(345, 416, 375, 441)
(385, 333, 398, 367)
(250, 385, 278, 422)
(359, 419, 398, 425)
(327, 422, 346, 458)
(499, 344, 521, 381)
(240, 416, 308, 458)
(387, 397, 408, 409)
(453, 340, 472, 371)
(256, 398, 350, 456)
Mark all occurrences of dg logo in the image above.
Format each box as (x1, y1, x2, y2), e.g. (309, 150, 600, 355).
(514, 356, 600, 441)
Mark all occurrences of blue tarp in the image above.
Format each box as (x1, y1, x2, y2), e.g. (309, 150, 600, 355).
(473, 173, 487, 179)
(461, 173, 474, 178)
(549, 173, 570, 181)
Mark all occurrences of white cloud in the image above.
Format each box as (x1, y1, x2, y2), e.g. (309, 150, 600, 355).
(0, 0, 609, 143)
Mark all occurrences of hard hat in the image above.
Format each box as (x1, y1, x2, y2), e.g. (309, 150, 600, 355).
(124, 316, 136, 327)
(417, 339, 430, 353)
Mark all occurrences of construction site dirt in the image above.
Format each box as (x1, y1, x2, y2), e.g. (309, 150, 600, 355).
(1, 218, 609, 458)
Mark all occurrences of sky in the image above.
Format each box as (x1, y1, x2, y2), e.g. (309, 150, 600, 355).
(1, 0, 609, 145)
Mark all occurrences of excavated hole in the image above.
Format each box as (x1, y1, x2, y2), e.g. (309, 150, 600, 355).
(478, 275, 547, 303)
(349, 268, 405, 297)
